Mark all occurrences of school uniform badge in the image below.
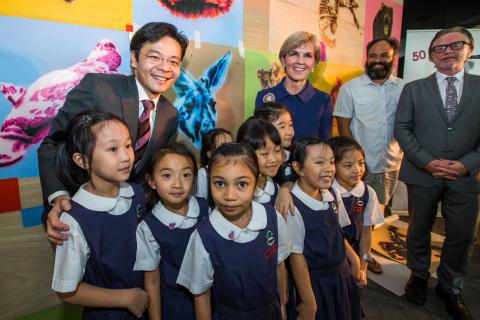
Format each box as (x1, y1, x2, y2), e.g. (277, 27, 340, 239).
(356, 198, 364, 206)
(265, 230, 278, 258)
(263, 93, 275, 103)
(353, 197, 365, 214)
(330, 202, 338, 214)
(266, 230, 275, 246)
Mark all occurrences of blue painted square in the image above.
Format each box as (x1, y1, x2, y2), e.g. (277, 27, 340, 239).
(21, 206, 43, 228)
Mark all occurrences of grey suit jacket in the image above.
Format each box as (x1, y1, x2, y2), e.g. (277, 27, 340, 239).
(38, 73, 178, 199)
(394, 72, 480, 193)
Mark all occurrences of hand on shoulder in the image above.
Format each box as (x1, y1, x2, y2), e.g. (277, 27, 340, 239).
(46, 196, 72, 245)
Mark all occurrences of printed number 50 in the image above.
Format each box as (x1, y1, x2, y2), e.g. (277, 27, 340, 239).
(412, 50, 426, 61)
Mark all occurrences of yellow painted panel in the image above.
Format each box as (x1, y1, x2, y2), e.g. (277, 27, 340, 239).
(310, 62, 364, 137)
(311, 61, 364, 93)
(0, 0, 132, 31)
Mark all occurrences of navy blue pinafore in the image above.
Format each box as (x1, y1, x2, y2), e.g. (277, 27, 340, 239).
(197, 203, 280, 320)
(291, 188, 361, 320)
(68, 183, 146, 320)
(341, 183, 369, 253)
(143, 196, 210, 319)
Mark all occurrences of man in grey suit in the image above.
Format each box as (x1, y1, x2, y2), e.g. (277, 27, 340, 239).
(38, 22, 188, 245)
(395, 27, 479, 320)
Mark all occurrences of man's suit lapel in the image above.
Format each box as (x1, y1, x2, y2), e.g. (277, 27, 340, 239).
(450, 72, 474, 123)
(426, 74, 449, 124)
(121, 75, 140, 141)
(149, 96, 165, 149)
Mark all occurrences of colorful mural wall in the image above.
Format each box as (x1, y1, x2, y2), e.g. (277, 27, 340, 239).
(0, 0, 403, 318)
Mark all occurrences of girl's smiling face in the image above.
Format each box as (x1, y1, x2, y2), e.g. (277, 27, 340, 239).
(272, 111, 294, 149)
(255, 137, 283, 178)
(335, 149, 365, 191)
(294, 144, 335, 197)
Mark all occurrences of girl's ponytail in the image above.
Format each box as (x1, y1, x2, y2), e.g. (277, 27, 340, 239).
(54, 130, 89, 194)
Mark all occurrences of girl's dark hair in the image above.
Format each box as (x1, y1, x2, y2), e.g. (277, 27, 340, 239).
(237, 117, 282, 150)
(208, 142, 259, 185)
(328, 136, 365, 164)
(292, 137, 331, 168)
(55, 111, 129, 194)
(253, 101, 293, 123)
(200, 128, 233, 167)
(130, 22, 189, 60)
(145, 142, 198, 210)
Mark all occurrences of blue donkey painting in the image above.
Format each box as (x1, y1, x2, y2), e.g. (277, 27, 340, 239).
(173, 51, 232, 148)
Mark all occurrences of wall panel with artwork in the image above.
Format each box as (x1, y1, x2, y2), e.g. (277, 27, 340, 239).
(0, 1, 403, 318)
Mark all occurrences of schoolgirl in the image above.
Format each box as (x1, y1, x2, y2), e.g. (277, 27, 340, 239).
(329, 136, 384, 286)
(52, 111, 148, 319)
(177, 142, 290, 319)
(196, 128, 233, 199)
(287, 137, 361, 320)
(254, 101, 294, 162)
(237, 118, 283, 207)
(134, 143, 210, 319)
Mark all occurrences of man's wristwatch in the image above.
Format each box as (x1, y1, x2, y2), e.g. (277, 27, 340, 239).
(361, 253, 373, 262)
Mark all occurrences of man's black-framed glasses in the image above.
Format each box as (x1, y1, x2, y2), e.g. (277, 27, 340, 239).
(431, 41, 471, 53)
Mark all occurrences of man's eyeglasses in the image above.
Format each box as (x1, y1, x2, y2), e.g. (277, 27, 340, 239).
(143, 53, 182, 68)
(431, 41, 471, 54)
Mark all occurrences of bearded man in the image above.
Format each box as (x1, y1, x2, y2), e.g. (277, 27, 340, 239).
(334, 37, 404, 274)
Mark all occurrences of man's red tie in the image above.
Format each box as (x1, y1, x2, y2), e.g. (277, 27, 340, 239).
(134, 99, 155, 167)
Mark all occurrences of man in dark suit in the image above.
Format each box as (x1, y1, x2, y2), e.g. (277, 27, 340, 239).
(395, 27, 479, 320)
(38, 22, 188, 245)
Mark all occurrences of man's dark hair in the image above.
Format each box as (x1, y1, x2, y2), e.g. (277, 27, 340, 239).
(428, 26, 474, 59)
(366, 36, 400, 56)
(130, 22, 189, 60)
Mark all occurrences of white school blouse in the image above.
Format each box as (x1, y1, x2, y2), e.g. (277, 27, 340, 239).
(176, 201, 291, 295)
(52, 183, 134, 293)
(286, 183, 342, 254)
(253, 177, 278, 204)
(134, 196, 208, 271)
(331, 179, 385, 228)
